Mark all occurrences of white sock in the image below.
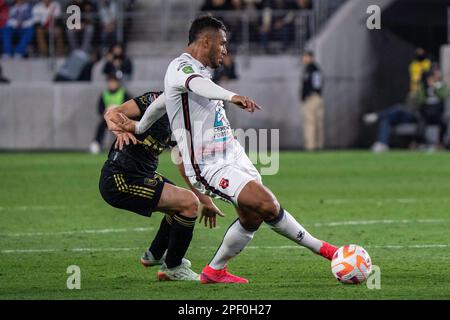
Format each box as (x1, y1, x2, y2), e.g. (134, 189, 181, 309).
(266, 208, 322, 253)
(209, 219, 256, 270)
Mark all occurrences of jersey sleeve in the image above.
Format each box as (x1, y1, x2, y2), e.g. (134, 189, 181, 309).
(168, 59, 203, 92)
(133, 91, 162, 115)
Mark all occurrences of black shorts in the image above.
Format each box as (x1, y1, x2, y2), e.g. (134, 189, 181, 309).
(99, 166, 175, 217)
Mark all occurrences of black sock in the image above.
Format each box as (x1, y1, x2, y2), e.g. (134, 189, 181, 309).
(165, 213, 196, 269)
(148, 215, 172, 260)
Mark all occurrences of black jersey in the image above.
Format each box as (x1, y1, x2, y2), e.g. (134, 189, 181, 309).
(105, 92, 173, 175)
(301, 63, 323, 101)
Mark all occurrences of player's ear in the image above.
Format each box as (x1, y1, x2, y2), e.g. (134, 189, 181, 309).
(202, 34, 210, 49)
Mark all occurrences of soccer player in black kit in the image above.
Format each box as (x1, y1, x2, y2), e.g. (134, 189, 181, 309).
(99, 91, 224, 281)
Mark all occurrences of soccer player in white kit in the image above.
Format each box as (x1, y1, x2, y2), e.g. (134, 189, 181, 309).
(119, 16, 339, 284)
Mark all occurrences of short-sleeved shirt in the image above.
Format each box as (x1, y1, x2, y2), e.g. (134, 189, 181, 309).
(164, 52, 244, 177)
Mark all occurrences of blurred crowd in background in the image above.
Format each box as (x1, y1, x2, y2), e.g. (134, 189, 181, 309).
(363, 48, 449, 152)
(0, 0, 136, 59)
(0, 0, 448, 152)
(0, 0, 315, 83)
(0, 0, 314, 59)
(200, 0, 313, 53)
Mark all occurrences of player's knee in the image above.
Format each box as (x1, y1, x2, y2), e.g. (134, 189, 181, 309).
(179, 190, 199, 218)
(256, 198, 280, 221)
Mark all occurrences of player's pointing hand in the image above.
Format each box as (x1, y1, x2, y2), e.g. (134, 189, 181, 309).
(231, 95, 262, 113)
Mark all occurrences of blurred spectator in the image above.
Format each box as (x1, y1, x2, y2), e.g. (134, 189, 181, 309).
(363, 99, 419, 153)
(297, 0, 312, 9)
(226, 0, 245, 49)
(200, 0, 231, 38)
(32, 0, 65, 56)
(0, 64, 10, 83)
(2, 0, 35, 58)
(102, 43, 133, 81)
(230, 0, 244, 10)
(363, 68, 448, 152)
(409, 48, 431, 93)
(90, 74, 131, 154)
(201, 0, 230, 13)
(98, 0, 118, 52)
(300, 50, 324, 151)
(259, 0, 297, 52)
(213, 51, 238, 83)
(0, 0, 9, 53)
(54, 48, 100, 82)
(296, 0, 313, 39)
(65, 0, 96, 54)
(417, 69, 448, 149)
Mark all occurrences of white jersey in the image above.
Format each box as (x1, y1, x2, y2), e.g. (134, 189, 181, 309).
(164, 53, 244, 177)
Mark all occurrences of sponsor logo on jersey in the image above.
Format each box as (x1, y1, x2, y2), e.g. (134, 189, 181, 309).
(182, 65, 195, 74)
(213, 106, 231, 142)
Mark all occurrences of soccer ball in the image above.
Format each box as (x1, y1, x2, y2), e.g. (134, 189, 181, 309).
(331, 244, 372, 284)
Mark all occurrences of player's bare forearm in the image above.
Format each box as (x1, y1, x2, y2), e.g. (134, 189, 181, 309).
(104, 99, 141, 133)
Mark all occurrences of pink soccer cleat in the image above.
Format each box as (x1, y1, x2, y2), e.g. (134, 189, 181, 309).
(319, 241, 338, 261)
(200, 265, 249, 284)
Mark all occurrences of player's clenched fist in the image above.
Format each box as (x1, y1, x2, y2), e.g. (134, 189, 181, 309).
(231, 95, 261, 113)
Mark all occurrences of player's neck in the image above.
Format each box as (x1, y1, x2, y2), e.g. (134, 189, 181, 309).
(186, 46, 209, 68)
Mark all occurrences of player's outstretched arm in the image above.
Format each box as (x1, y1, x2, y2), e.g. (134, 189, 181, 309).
(134, 93, 167, 134)
(188, 77, 261, 113)
(104, 99, 141, 150)
(113, 93, 167, 135)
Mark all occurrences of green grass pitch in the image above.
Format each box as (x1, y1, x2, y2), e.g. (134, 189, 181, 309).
(0, 151, 449, 299)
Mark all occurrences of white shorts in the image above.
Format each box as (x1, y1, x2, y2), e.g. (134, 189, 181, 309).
(188, 152, 262, 205)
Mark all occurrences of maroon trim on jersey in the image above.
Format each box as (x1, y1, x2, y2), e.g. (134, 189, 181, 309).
(181, 92, 233, 202)
(184, 74, 203, 91)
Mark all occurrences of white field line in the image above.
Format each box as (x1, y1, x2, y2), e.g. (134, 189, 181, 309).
(0, 198, 443, 212)
(0, 205, 90, 211)
(1, 247, 140, 254)
(320, 198, 450, 204)
(0, 227, 154, 237)
(1, 244, 449, 254)
(323, 198, 421, 204)
(0, 219, 445, 237)
(242, 244, 450, 250)
(309, 219, 444, 227)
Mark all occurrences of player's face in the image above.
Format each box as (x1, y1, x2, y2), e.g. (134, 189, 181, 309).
(209, 29, 228, 69)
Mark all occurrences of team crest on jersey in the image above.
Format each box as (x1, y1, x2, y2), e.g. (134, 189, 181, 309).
(144, 178, 158, 187)
(219, 178, 229, 189)
(139, 93, 153, 106)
